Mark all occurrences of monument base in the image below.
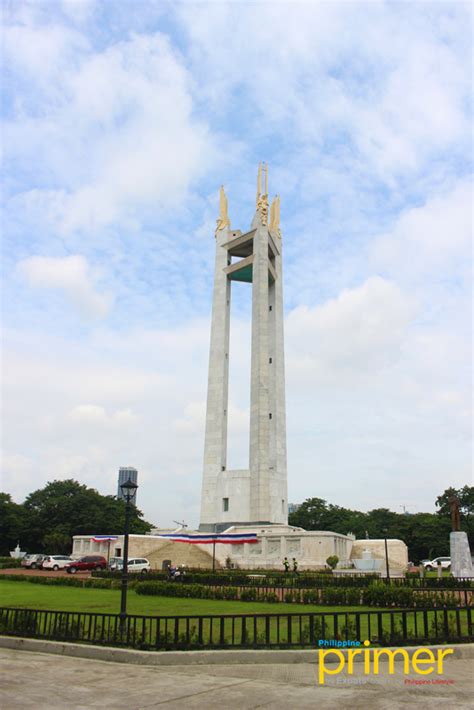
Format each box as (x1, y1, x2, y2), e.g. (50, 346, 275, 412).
(450, 531, 474, 578)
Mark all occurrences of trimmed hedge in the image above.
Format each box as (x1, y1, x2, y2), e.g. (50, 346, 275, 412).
(0, 574, 122, 590)
(94, 570, 380, 588)
(134, 580, 466, 608)
(94, 569, 473, 589)
(0, 574, 464, 608)
(0, 559, 22, 569)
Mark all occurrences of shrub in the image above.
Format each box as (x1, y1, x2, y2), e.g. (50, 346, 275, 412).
(222, 587, 238, 600)
(345, 588, 362, 605)
(321, 587, 347, 605)
(302, 590, 319, 604)
(0, 559, 22, 569)
(264, 592, 279, 603)
(0, 575, 116, 590)
(284, 591, 301, 604)
(326, 556, 339, 570)
(363, 583, 414, 607)
(240, 588, 257, 601)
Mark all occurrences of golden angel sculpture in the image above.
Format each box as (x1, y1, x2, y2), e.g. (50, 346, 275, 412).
(256, 162, 269, 225)
(215, 185, 231, 233)
(269, 195, 281, 238)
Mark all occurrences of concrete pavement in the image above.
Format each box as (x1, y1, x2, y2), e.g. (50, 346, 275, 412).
(0, 647, 473, 709)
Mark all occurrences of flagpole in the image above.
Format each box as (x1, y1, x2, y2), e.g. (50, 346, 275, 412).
(212, 541, 216, 572)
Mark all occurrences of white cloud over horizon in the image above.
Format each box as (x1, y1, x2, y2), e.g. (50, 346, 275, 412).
(1, 1, 471, 525)
(17, 255, 113, 319)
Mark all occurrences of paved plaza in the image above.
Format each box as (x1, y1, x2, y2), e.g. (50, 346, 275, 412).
(1, 648, 473, 709)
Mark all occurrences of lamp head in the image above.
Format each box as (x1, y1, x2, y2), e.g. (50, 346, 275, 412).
(120, 477, 138, 503)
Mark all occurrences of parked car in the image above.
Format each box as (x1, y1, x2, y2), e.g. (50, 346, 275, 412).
(41, 555, 73, 571)
(108, 557, 122, 571)
(110, 558, 151, 573)
(64, 555, 107, 574)
(21, 554, 47, 569)
(422, 557, 451, 571)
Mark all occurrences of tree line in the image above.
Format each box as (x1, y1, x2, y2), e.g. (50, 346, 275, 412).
(0, 479, 152, 556)
(0, 480, 472, 562)
(288, 486, 474, 563)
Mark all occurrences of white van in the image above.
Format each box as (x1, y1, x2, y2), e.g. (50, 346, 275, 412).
(111, 558, 150, 573)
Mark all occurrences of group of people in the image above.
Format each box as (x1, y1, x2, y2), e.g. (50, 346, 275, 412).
(282, 556, 298, 573)
(167, 563, 186, 581)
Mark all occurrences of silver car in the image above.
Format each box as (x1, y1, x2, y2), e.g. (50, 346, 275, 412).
(21, 554, 47, 569)
(423, 557, 451, 571)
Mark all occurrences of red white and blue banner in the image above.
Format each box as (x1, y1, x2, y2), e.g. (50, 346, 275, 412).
(91, 535, 118, 543)
(156, 532, 258, 545)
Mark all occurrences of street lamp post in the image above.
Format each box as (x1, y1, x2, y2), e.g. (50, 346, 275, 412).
(383, 528, 390, 583)
(119, 477, 138, 632)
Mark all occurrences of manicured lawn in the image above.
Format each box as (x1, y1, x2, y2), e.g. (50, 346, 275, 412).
(0, 580, 369, 616)
(1, 580, 469, 646)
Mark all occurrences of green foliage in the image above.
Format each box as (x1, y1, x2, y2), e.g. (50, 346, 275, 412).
(42, 532, 71, 555)
(326, 555, 339, 570)
(0, 493, 28, 555)
(320, 587, 347, 605)
(135, 581, 242, 600)
(362, 582, 414, 607)
(264, 592, 279, 603)
(436, 486, 474, 516)
(284, 591, 301, 603)
(0, 479, 152, 554)
(0, 573, 118, 589)
(289, 486, 473, 563)
(0, 558, 22, 569)
(302, 590, 320, 604)
(96, 568, 383, 588)
(240, 587, 258, 601)
(133, 579, 460, 608)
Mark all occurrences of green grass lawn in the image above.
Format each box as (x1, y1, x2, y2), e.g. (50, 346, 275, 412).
(1, 580, 469, 646)
(0, 580, 369, 616)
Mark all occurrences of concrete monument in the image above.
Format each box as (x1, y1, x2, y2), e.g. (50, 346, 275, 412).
(200, 164, 287, 531)
(71, 168, 409, 574)
(449, 496, 474, 578)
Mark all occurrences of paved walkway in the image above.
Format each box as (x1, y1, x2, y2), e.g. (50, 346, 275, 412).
(1, 648, 473, 709)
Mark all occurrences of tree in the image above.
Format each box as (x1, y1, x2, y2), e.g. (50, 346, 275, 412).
(42, 532, 72, 555)
(289, 486, 473, 565)
(0, 493, 27, 556)
(19, 479, 152, 553)
(436, 486, 474, 517)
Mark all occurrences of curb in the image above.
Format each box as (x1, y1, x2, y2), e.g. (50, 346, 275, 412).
(1, 636, 473, 666)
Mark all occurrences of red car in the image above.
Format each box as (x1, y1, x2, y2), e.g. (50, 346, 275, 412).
(65, 555, 107, 574)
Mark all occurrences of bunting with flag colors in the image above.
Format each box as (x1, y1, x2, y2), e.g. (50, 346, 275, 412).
(155, 532, 258, 545)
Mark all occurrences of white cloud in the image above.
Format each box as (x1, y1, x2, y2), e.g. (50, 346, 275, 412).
(4, 29, 215, 235)
(17, 255, 113, 319)
(67, 404, 138, 428)
(287, 276, 416, 383)
(371, 181, 472, 276)
(1, 3, 471, 523)
(2, 267, 469, 524)
(176, 2, 470, 178)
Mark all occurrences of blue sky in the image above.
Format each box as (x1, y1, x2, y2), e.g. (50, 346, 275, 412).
(1, 0, 472, 527)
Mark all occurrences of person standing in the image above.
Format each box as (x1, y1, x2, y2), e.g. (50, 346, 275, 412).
(292, 558, 298, 574)
(283, 557, 290, 573)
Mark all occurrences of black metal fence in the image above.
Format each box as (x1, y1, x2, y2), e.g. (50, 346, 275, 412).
(0, 606, 472, 650)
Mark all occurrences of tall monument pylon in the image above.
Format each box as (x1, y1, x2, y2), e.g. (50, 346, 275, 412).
(200, 165, 288, 531)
